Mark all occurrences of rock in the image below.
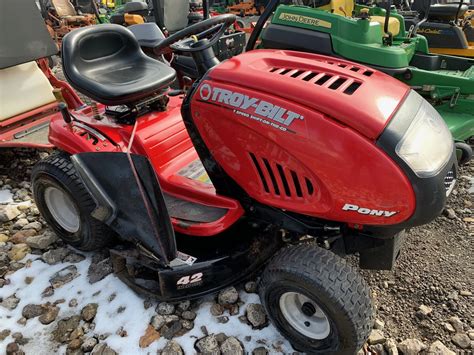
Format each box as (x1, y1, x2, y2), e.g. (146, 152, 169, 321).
(157, 302, 175, 315)
(139, 324, 160, 348)
(42, 248, 69, 265)
(452, 333, 471, 349)
(68, 339, 82, 350)
(10, 230, 36, 244)
(69, 299, 78, 307)
(215, 332, 227, 345)
(210, 303, 224, 316)
(24, 276, 33, 284)
(1, 294, 20, 310)
(6, 342, 24, 355)
(416, 305, 432, 319)
(246, 304, 267, 329)
(81, 303, 98, 322)
(22, 221, 42, 232)
(70, 326, 84, 340)
(427, 340, 456, 355)
(181, 310, 196, 321)
(41, 286, 54, 298)
(460, 290, 472, 296)
(22, 304, 44, 319)
(217, 316, 229, 324)
(371, 344, 386, 355)
(196, 334, 220, 354)
(0, 253, 9, 268)
(52, 316, 81, 343)
(0, 329, 11, 341)
(369, 330, 386, 345)
(443, 208, 456, 219)
(87, 258, 113, 284)
(151, 315, 179, 331)
(161, 340, 183, 355)
(181, 319, 194, 330)
(0, 234, 9, 243)
(398, 339, 427, 355)
(374, 319, 385, 330)
(64, 253, 86, 263)
(448, 316, 464, 332)
(8, 244, 30, 261)
(177, 301, 191, 312)
(13, 218, 29, 230)
(444, 322, 456, 333)
(252, 347, 269, 355)
(468, 331, 474, 340)
(221, 336, 244, 354)
(244, 281, 258, 293)
(0, 205, 21, 222)
(385, 338, 399, 355)
(39, 305, 59, 325)
(218, 287, 239, 305)
(25, 232, 57, 250)
(50, 265, 78, 288)
(81, 337, 98, 352)
(90, 343, 117, 355)
(161, 320, 182, 340)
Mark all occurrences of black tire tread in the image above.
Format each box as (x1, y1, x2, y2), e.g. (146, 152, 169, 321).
(259, 243, 374, 354)
(32, 152, 114, 251)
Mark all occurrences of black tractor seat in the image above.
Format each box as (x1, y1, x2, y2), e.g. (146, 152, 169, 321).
(428, 4, 469, 21)
(61, 24, 176, 106)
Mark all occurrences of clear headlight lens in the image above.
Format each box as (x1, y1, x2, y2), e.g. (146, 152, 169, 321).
(396, 92, 453, 178)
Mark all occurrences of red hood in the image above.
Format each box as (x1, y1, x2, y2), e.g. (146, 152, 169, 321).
(207, 50, 410, 140)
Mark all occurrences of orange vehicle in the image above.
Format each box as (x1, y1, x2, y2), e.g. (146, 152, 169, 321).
(228, 0, 265, 16)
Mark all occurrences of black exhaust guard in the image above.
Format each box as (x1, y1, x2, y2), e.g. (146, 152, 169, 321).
(71, 152, 177, 265)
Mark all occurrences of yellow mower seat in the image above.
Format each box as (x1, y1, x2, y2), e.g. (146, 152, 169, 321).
(319, 0, 354, 17)
(370, 15, 401, 36)
(0, 62, 56, 121)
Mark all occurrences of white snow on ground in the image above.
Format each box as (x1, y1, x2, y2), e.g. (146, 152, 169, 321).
(0, 250, 292, 354)
(0, 189, 13, 204)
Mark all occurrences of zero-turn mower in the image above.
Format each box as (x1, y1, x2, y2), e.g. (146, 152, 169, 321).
(248, 0, 474, 164)
(31, 13, 457, 353)
(400, 0, 474, 58)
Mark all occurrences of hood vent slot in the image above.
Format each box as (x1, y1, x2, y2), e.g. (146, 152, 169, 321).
(249, 152, 314, 199)
(269, 66, 363, 95)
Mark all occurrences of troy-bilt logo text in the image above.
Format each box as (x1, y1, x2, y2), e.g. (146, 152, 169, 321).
(199, 83, 304, 128)
(342, 204, 397, 218)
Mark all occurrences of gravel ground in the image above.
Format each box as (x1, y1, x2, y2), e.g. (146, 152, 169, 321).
(0, 148, 472, 354)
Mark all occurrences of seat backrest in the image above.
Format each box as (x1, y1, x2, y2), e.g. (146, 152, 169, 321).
(51, 0, 77, 16)
(0, 62, 56, 121)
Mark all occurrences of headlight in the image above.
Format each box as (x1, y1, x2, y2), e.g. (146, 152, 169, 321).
(395, 91, 453, 178)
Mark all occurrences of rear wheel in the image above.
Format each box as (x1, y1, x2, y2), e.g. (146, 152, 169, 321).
(32, 152, 115, 251)
(259, 243, 373, 354)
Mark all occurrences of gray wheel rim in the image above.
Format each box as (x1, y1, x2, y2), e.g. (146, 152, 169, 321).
(44, 186, 80, 233)
(279, 291, 331, 340)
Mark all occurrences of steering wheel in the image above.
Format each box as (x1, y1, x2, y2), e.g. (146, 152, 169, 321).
(153, 14, 236, 56)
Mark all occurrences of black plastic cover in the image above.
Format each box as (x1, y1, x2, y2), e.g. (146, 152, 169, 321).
(71, 152, 177, 265)
(0, 0, 58, 69)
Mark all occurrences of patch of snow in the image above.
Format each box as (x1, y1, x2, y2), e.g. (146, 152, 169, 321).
(0, 189, 13, 204)
(0, 250, 292, 354)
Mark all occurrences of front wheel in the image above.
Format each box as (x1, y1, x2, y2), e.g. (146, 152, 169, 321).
(259, 243, 373, 354)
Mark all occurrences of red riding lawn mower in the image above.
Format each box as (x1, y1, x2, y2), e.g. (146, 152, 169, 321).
(23, 10, 456, 355)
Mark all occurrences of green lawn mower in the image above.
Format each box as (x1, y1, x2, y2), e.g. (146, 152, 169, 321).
(247, 0, 474, 164)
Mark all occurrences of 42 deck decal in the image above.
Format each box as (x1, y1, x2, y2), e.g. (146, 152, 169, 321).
(198, 83, 304, 133)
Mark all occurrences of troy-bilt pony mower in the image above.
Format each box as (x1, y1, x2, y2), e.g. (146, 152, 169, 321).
(32, 15, 456, 353)
(249, 0, 474, 163)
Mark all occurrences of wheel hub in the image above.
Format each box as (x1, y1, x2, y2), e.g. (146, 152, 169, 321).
(44, 186, 80, 233)
(279, 292, 330, 340)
